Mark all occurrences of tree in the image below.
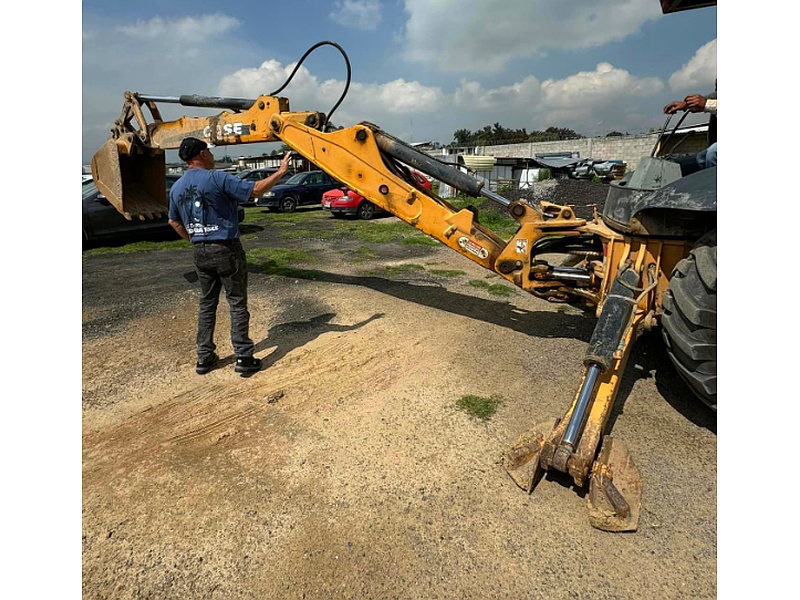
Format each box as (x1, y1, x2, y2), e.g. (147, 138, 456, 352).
(451, 123, 583, 146)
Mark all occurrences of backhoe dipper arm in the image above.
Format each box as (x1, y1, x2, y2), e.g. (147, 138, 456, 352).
(272, 114, 511, 271)
(273, 115, 614, 303)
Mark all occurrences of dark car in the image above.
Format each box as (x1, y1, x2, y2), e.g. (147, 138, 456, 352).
(255, 170, 342, 213)
(235, 168, 294, 206)
(82, 174, 244, 244)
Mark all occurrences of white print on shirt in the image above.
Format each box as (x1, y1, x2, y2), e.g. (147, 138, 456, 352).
(187, 224, 220, 235)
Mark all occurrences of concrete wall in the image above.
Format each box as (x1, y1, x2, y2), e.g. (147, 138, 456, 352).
(451, 132, 709, 171)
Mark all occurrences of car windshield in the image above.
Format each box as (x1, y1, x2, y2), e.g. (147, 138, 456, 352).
(236, 169, 254, 178)
(284, 173, 308, 185)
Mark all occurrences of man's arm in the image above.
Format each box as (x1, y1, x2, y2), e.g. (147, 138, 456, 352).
(665, 93, 717, 115)
(251, 152, 293, 198)
(169, 219, 190, 240)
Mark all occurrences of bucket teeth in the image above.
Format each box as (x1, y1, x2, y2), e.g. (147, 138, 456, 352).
(502, 419, 557, 492)
(587, 436, 642, 532)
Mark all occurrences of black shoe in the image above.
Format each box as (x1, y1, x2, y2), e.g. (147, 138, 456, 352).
(195, 352, 219, 375)
(235, 356, 262, 374)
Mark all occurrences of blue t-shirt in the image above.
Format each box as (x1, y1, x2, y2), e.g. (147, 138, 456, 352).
(168, 169, 255, 242)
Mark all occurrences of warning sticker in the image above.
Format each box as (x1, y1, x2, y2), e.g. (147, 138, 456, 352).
(516, 239, 528, 254)
(458, 236, 489, 259)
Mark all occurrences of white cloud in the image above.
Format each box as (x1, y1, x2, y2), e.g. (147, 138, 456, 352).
(537, 63, 664, 132)
(117, 14, 240, 40)
(668, 39, 717, 93)
(453, 76, 543, 112)
(83, 7, 693, 160)
(401, 0, 662, 72)
(353, 79, 444, 114)
(83, 13, 254, 161)
(329, 0, 382, 30)
(220, 60, 319, 98)
(88, 48, 669, 160)
(219, 59, 444, 130)
(449, 64, 665, 136)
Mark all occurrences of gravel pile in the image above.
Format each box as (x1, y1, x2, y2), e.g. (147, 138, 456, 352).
(499, 178, 612, 220)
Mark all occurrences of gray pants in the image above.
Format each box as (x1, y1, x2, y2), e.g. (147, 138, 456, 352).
(193, 239, 254, 361)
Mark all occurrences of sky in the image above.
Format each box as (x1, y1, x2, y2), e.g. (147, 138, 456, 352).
(81, 0, 718, 164)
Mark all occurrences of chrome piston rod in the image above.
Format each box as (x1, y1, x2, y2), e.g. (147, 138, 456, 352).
(562, 363, 603, 447)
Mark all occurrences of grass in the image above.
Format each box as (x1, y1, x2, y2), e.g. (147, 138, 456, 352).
(333, 219, 412, 243)
(355, 246, 378, 258)
(245, 247, 322, 279)
(279, 227, 339, 240)
(402, 235, 440, 246)
(468, 279, 515, 297)
(455, 394, 503, 421)
(247, 247, 317, 265)
(83, 238, 190, 256)
(428, 269, 466, 278)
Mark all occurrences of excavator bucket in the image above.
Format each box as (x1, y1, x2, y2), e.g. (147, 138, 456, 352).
(502, 419, 558, 492)
(587, 436, 642, 532)
(91, 138, 167, 221)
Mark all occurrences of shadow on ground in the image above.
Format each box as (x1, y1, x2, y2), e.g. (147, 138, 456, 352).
(249, 264, 596, 343)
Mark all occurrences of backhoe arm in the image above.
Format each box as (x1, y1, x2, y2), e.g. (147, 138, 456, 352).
(93, 92, 600, 290)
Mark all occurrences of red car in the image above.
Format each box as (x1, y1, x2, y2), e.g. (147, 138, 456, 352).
(322, 171, 432, 220)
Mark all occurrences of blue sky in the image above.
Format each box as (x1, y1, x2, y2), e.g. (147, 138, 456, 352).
(82, 0, 717, 163)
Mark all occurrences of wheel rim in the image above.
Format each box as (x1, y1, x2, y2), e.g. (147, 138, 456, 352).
(359, 203, 374, 219)
(281, 197, 296, 212)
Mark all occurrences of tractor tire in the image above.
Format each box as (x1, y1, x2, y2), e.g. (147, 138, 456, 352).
(661, 230, 717, 411)
(279, 196, 298, 213)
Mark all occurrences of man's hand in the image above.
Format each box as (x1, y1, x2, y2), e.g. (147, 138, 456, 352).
(250, 153, 295, 198)
(664, 100, 687, 114)
(278, 152, 292, 175)
(683, 94, 707, 112)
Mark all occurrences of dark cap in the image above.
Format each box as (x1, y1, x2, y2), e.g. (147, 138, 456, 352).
(178, 137, 208, 162)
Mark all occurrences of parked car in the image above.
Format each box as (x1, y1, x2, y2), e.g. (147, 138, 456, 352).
(322, 170, 432, 220)
(255, 170, 342, 213)
(82, 175, 244, 244)
(235, 167, 294, 205)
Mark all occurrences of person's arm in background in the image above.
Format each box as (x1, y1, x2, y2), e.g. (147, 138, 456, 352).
(664, 90, 716, 115)
(684, 94, 716, 114)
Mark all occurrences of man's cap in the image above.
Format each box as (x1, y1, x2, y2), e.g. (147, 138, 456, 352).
(178, 137, 209, 162)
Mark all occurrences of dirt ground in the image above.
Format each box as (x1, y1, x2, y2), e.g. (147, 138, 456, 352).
(82, 183, 716, 599)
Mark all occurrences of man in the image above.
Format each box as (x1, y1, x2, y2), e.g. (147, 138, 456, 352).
(663, 83, 717, 170)
(168, 137, 292, 375)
